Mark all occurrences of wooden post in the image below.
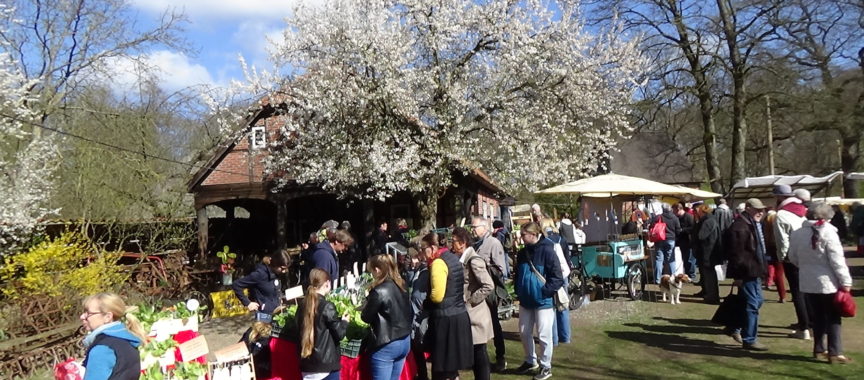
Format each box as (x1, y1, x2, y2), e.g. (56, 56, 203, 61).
(275, 196, 287, 250)
(196, 207, 209, 260)
(363, 199, 375, 258)
(766, 95, 775, 176)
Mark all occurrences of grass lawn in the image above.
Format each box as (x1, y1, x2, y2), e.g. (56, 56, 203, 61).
(464, 252, 864, 380)
(20, 253, 864, 380)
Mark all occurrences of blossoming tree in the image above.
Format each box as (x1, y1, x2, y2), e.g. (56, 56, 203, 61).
(0, 15, 57, 252)
(244, 0, 647, 229)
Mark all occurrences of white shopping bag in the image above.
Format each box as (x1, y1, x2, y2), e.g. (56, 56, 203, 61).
(714, 263, 728, 281)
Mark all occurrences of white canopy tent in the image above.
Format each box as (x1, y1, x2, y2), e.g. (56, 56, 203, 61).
(535, 174, 720, 242)
(728, 171, 843, 200)
(536, 173, 721, 198)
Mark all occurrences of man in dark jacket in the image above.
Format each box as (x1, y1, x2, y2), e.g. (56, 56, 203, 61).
(726, 198, 768, 351)
(674, 202, 697, 280)
(694, 204, 722, 304)
(309, 230, 354, 289)
(651, 203, 682, 284)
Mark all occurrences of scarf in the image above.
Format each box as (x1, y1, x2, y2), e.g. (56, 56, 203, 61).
(83, 321, 122, 348)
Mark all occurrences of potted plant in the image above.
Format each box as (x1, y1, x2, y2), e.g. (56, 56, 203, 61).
(217, 245, 237, 285)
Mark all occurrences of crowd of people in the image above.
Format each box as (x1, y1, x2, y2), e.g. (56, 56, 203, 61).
(75, 194, 860, 380)
(645, 185, 856, 364)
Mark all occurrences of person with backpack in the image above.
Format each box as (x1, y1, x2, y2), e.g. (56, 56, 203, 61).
(650, 203, 682, 284)
(541, 218, 572, 346)
(492, 220, 513, 279)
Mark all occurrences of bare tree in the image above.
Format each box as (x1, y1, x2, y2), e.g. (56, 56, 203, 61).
(593, 0, 726, 193)
(771, 0, 863, 196)
(0, 0, 186, 136)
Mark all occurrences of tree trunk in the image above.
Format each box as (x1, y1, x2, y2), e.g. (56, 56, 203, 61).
(668, 1, 724, 195)
(717, 0, 748, 188)
(414, 190, 438, 234)
(697, 91, 724, 195)
(729, 76, 748, 188)
(841, 135, 861, 198)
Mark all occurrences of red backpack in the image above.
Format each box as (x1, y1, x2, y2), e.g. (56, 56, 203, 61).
(648, 217, 667, 242)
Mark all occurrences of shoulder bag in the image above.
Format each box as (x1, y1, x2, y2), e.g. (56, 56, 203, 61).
(526, 256, 569, 311)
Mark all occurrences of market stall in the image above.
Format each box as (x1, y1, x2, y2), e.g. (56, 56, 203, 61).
(264, 274, 418, 380)
(535, 173, 721, 304)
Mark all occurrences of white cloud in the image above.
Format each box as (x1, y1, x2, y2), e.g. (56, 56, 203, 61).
(99, 50, 218, 93)
(130, 0, 302, 20)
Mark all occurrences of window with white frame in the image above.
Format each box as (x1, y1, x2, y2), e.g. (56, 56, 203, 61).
(251, 126, 266, 149)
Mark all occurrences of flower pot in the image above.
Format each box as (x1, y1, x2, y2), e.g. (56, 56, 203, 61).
(221, 273, 233, 286)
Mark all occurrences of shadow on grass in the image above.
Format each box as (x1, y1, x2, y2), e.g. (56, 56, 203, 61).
(608, 325, 811, 362)
(652, 316, 716, 327)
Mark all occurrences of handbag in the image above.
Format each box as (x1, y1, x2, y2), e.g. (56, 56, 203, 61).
(648, 217, 667, 243)
(711, 287, 744, 328)
(526, 256, 569, 311)
(834, 288, 856, 318)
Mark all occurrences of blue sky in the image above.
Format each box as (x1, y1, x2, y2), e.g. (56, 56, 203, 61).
(126, 0, 308, 91)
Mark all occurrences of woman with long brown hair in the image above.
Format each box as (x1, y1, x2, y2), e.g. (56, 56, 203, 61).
(297, 268, 348, 380)
(362, 254, 413, 380)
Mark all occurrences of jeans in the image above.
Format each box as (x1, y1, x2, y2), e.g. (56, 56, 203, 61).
(519, 306, 555, 368)
(806, 293, 843, 355)
(552, 279, 571, 345)
(654, 240, 676, 284)
(680, 243, 697, 278)
(739, 278, 764, 345)
(783, 261, 810, 330)
(370, 335, 411, 380)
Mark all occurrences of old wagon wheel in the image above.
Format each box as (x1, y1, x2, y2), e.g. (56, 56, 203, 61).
(626, 263, 646, 301)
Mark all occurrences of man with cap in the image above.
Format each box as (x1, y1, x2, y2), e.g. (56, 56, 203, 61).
(772, 184, 811, 340)
(726, 198, 769, 350)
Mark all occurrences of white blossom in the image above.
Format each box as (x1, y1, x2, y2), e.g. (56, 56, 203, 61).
(217, 0, 647, 210)
(0, 4, 60, 252)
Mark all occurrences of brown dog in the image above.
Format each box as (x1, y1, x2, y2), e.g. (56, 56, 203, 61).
(659, 274, 691, 304)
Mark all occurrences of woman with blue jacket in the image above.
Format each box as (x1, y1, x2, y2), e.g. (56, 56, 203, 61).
(80, 293, 147, 380)
(513, 222, 563, 380)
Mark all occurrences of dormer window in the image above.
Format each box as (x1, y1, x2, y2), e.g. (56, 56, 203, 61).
(251, 126, 266, 149)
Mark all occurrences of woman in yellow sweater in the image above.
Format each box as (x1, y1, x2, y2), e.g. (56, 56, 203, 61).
(425, 232, 474, 380)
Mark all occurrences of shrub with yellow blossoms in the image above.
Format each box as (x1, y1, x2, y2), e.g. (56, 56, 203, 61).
(0, 231, 128, 300)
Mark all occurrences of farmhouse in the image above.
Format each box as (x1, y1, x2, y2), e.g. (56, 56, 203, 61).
(187, 102, 505, 258)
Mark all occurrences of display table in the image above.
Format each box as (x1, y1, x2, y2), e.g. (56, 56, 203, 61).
(264, 337, 418, 380)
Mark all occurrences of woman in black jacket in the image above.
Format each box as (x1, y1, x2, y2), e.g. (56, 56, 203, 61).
(298, 268, 348, 380)
(362, 254, 413, 380)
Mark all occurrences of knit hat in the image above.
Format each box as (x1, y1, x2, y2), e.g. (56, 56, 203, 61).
(772, 184, 793, 197)
(793, 188, 811, 201)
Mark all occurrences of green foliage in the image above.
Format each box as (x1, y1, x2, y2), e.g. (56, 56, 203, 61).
(273, 305, 298, 328)
(327, 294, 369, 340)
(0, 231, 127, 299)
(217, 245, 237, 265)
(139, 339, 178, 359)
(131, 304, 170, 334)
(141, 364, 165, 380)
(172, 361, 208, 380)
